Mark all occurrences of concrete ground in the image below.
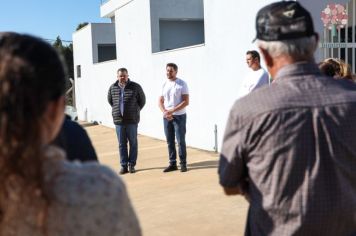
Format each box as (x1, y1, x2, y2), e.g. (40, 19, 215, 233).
(84, 124, 248, 236)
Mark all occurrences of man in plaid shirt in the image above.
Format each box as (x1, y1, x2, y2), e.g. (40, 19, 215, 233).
(219, 1, 356, 235)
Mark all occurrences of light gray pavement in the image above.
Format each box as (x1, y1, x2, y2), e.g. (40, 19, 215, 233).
(84, 124, 248, 236)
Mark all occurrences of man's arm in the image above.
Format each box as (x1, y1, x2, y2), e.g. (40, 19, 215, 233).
(223, 187, 243, 195)
(219, 155, 248, 197)
(219, 107, 249, 199)
(223, 185, 250, 202)
(107, 86, 113, 106)
(159, 96, 172, 120)
(165, 94, 189, 116)
(137, 85, 146, 109)
(54, 118, 98, 162)
(158, 96, 165, 113)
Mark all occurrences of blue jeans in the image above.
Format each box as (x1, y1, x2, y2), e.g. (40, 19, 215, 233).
(163, 114, 187, 166)
(115, 124, 138, 167)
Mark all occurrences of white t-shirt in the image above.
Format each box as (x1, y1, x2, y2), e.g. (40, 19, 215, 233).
(239, 68, 269, 97)
(161, 78, 189, 115)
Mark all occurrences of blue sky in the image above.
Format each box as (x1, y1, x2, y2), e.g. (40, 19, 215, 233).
(0, 0, 110, 43)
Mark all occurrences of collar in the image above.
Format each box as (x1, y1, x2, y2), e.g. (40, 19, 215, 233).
(274, 61, 322, 82)
(168, 77, 179, 83)
(116, 79, 130, 88)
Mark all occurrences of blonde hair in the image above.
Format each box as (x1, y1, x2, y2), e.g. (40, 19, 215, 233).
(319, 58, 354, 81)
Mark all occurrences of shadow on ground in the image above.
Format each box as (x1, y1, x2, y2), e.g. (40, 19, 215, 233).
(187, 160, 218, 170)
(136, 160, 218, 173)
(80, 122, 99, 128)
(136, 166, 166, 172)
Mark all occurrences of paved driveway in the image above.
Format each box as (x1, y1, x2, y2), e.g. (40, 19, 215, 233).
(85, 125, 248, 236)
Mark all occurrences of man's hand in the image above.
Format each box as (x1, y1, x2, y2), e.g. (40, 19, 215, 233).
(222, 179, 250, 202)
(163, 110, 174, 121)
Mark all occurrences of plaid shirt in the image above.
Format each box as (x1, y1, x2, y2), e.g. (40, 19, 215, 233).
(219, 62, 356, 236)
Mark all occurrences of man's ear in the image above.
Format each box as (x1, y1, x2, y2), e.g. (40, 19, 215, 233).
(259, 47, 273, 68)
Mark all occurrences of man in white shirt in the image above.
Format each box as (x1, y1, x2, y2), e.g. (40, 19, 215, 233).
(159, 63, 189, 173)
(239, 50, 270, 97)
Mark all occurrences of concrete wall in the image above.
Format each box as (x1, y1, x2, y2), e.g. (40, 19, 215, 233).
(73, 25, 94, 121)
(159, 20, 205, 51)
(73, 23, 116, 123)
(150, 0, 204, 53)
(91, 23, 116, 63)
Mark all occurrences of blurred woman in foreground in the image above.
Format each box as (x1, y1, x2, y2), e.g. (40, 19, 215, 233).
(0, 32, 141, 236)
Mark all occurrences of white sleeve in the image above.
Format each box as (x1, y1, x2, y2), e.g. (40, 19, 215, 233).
(251, 70, 270, 91)
(182, 81, 189, 95)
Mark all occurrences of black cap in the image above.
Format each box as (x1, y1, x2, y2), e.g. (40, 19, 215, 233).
(254, 1, 316, 42)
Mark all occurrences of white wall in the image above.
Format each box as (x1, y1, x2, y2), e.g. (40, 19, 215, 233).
(74, 0, 278, 151)
(91, 23, 116, 63)
(73, 23, 116, 122)
(73, 25, 94, 121)
(150, 0, 204, 53)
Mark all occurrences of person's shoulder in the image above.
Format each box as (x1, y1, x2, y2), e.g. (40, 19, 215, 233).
(61, 119, 91, 145)
(329, 77, 356, 99)
(259, 68, 270, 82)
(109, 81, 118, 88)
(62, 117, 84, 131)
(161, 79, 170, 88)
(134, 81, 144, 88)
(176, 78, 188, 86)
(261, 68, 269, 76)
(336, 77, 356, 87)
(49, 161, 126, 205)
(232, 82, 277, 118)
(45, 156, 141, 235)
(128, 80, 143, 88)
(254, 68, 268, 77)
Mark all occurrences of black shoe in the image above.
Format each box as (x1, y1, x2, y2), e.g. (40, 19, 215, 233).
(129, 165, 136, 174)
(180, 165, 187, 172)
(119, 166, 128, 175)
(163, 165, 178, 173)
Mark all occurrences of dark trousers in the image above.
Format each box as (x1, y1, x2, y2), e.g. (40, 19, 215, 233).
(115, 124, 138, 167)
(163, 114, 187, 166)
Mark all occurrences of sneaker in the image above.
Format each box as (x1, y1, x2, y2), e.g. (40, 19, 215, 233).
(163, 165, 178, 173)
(180, 165, 187, 172)
(129, 165, 136, 174)
(119, 166, 128, 175)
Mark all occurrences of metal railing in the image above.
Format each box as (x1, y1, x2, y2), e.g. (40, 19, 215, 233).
(321, 0, 356, 74)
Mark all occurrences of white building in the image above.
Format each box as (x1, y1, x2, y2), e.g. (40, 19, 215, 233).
(73, 0, 356, 151)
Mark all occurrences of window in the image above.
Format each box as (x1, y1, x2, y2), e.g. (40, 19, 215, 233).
(159, 19, 205, 51)
(98, 44, 117, 62)
(150, 0, 205, 53)
(76, 65, 81, 78)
